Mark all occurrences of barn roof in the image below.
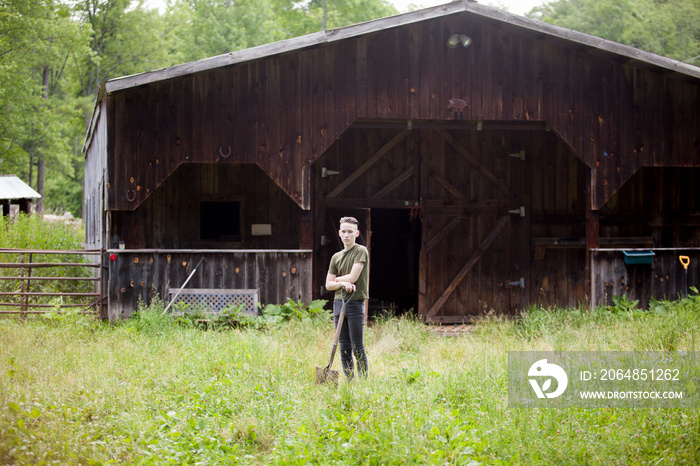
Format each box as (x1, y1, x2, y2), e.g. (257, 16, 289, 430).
(0, 175, 41, 201)
(105, 0, 700, 95)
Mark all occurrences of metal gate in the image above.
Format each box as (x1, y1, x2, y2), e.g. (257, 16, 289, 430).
(0, 248, 102, 316)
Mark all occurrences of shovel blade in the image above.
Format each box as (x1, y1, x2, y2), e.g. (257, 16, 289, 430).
(315, 366, 339, 385)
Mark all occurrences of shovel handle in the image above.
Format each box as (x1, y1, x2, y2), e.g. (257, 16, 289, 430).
(679, 255, 690, 270)
(326, 290, 355, 369)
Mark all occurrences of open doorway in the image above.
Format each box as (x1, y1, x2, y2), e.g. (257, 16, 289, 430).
(369, 209, 421, 318)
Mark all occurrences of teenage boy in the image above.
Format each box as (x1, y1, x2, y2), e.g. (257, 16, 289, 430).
(325, 216, 369, 379)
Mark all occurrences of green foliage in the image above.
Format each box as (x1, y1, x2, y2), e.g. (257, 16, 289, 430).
(0, 0, 92, 213)
(165, 0, 397, 63)
(1, 302, 699, 464)
(0, 214, 92, 309)
(529, 0, 700, 64)
(0, 213, 83, 250)
(609, 294, 639, 313)
(154, 295, 332, 331)
(260, 298, 330, 323)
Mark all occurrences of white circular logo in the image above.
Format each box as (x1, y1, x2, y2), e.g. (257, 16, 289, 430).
(528, 359, 568, 399)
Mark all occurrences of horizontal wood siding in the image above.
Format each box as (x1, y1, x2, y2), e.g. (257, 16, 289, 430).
(107, 251, 312, 320)
(104, 13, 700, 212)
(591, 249, 700, 308)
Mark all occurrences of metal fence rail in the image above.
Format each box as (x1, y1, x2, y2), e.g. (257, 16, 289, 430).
(0, 248, 102, 316)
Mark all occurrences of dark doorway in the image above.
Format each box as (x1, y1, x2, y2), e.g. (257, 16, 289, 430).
(369, 209, 421, 317)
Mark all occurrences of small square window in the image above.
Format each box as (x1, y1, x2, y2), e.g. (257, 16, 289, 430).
(200, 201, 241, 241)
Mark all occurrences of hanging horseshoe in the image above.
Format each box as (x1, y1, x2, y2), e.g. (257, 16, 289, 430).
(126, 189, 136, 202)
(219, 144, 231, 158)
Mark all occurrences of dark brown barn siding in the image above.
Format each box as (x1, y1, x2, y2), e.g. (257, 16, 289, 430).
(108, 250, 312, 319)
(83, 102, 108, 249)
(105, 13, 699, 214)
(87, 5, 700, 319)
(111, 164, 304, 250)
(316, 125, 590, 318)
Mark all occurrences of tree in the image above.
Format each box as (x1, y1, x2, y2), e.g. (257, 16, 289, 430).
(0, 0, 86, 213)
(165, 0, 397, 63)
(71, 0, 174, 104)
(529, 0, 700, 65)
(165, 0, 286, 62)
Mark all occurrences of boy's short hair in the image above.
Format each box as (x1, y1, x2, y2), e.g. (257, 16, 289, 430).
(339, 216, 359, 227)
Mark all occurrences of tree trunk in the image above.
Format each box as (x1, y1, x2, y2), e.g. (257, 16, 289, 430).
(36, 155, 45, 214)
(322, 0, 327, 31)
(36, 65, 50, 214)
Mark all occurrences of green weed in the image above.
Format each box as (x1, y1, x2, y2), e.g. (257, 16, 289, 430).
(0, 214, 93, 311)
(0, 300, 699, 464)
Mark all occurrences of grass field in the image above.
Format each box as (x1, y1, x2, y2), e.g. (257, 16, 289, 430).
(1, 297, 699, 465)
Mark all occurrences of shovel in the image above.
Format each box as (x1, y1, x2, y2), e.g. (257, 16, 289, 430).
(679, 255, 690, 298)
(316, 290, 355, 385)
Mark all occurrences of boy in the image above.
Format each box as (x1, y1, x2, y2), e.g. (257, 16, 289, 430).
(325, 216, 369, 379)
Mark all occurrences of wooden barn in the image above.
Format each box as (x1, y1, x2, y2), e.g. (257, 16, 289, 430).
(83, 1, 700, 322)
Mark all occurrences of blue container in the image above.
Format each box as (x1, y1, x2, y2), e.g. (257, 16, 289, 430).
(623, 250, 655, 265)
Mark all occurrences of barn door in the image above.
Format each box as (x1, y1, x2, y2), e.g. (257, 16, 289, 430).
(418, 129, 528, 323)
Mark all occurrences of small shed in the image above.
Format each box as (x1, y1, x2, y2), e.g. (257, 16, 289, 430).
(84, 1, 700, 322)
(0, 175, 41, 217)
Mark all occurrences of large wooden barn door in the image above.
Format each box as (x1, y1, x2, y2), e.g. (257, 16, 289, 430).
(317, 125, 528, 321)
(418, 129, 528, 323)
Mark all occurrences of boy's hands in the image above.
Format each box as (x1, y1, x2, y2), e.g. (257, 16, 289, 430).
(338, 281, 356, 293)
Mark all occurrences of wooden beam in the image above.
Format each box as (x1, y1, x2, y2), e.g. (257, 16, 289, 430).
(327, 130, 409, 198)
(428, 169, 466, 200)
(426, 215, 510, 317)
(299, 209, 313, 249)
(435, 129, 512, 197)
(351, 120, 550, 132)
(424, 217, 463, 253)
(326, 198, 416, 209)
(585, 167, 600, 309)
(372, 165, 415, 199)
(423, 198, 510, 216)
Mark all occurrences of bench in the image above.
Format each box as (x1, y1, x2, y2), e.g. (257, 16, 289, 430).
(167, 288, 259, 316)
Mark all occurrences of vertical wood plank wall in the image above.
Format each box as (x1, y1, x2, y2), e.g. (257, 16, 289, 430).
(83, 102, 108, 249)
(98, 16, 699, 213)
(316, 126, 590, 318)
(111, 164, 304, 250)
(591, 250, 700, 308)
(84, 10, 700, 318)
(107, 251, 312, 320)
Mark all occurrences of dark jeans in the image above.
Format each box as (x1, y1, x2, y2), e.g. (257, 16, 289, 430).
(333, 299, 368, 379)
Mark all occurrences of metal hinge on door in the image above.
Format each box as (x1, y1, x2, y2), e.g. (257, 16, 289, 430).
(321, 167, 340, 178)
(508, 150, 525, 161)
(507, 277, 525, 288)
(509, 206, 525, 217)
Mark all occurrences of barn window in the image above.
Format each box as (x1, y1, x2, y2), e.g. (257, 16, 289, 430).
(200, 201, 241, 241)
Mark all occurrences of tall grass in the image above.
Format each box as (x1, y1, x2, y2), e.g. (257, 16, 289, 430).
(0, 296, 699, 465)
(0, 214, 92, 308)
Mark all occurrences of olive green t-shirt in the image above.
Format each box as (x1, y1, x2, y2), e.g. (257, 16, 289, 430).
(328, 244, 369, 300)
